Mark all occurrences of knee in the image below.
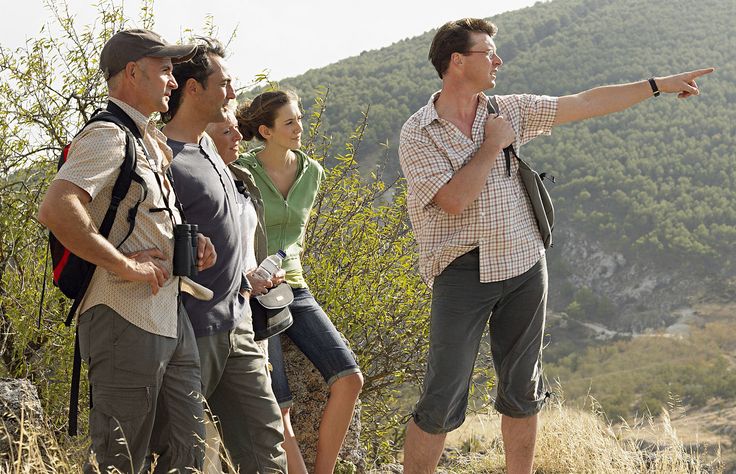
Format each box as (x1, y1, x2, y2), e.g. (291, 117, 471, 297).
(331, 372, 363, 398)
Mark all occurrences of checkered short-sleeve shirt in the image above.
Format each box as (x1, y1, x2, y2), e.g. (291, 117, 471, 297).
(54, 98, 183, 337)
(399, 92, 557, 285)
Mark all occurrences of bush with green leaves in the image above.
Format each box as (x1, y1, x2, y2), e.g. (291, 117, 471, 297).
(0, 0, 499, 465)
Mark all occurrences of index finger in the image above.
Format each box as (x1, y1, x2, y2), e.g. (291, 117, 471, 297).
(196, 233, 207, 259)
(686, 67, 715, 79)
(143, 248, 166, 260)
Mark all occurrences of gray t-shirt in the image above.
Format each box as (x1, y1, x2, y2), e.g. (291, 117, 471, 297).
(169, 135, 250, 337)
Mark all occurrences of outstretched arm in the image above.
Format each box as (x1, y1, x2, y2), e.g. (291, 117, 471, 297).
(554, 68, 715, 126)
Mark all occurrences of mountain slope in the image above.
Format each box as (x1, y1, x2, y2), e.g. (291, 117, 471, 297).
(260, 0, 734, 289)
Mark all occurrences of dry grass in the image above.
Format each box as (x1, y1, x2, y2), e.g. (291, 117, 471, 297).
(2, 397, 723, 473)
(0, 410, 85, 473)
(443, 397, 722, 473)
(0, 404, 236, 474)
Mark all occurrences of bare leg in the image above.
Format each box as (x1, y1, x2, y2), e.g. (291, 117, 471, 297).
(314, 372, 364, 474)
(281, 408, 308, 474)
(402, 419, 446, 474)
(501, 414, 538, 474)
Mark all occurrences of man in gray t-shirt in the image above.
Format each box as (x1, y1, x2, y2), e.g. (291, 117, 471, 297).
(168, 136, 248, 335)
(162, 38, 286, 472)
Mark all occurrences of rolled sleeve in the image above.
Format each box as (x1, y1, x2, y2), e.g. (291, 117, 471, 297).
(500, 94, 557, 146)
(399, 127, 452, 211)
(55, 122, 126, 201)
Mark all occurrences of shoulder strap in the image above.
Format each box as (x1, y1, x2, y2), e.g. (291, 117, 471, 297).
(63, 103, 146, 327)
(486, 95, 518, 177)
(488, 95, 499, 115)
(65, 102, 146, 436)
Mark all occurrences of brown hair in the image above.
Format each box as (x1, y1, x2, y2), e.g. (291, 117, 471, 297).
(236, 90, 299, 141)
(428, 18, 497, 79)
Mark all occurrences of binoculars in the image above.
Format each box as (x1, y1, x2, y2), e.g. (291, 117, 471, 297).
(173, 223, 200, 277)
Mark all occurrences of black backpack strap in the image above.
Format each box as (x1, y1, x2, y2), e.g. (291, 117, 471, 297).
(64, 103, 147, 435)
(68, 330, 82, 436)
(62, 112, 142, 327)
(486, 95, 516, 177)
(487, 95, 556, 185)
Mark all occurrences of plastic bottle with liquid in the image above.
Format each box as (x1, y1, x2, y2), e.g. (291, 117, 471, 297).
(254, 249, 286, 280)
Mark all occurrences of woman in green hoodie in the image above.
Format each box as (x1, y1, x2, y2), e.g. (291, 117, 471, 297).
(235, 90, 363, 474)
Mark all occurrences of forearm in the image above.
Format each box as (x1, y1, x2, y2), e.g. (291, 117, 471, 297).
(555, 68, 714, 126)
(555, 80, 652, 125)
(432, 141, 502, 215)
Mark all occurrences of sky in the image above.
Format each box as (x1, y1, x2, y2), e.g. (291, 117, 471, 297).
(0, 0, 540, 87)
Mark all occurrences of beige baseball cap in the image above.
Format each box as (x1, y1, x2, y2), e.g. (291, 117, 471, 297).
(100, 29, 196, 80)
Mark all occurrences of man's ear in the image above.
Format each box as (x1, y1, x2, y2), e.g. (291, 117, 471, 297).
(451, 52, 463, 67)
(185, 77, 201, 96)
(124, 61, 138, 80)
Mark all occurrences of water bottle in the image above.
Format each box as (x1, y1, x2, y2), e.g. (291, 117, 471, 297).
(254, 249, 286, 280)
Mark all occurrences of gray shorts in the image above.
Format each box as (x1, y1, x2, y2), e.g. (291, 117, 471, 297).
(412, 249, 548, 434)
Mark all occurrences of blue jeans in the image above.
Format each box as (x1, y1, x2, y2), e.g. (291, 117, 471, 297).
(268, 287, 361, 407)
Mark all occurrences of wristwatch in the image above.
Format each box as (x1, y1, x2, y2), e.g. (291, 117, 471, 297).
(648, 78, 660, 97)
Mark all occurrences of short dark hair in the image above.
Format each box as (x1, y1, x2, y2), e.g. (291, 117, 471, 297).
(428, 18, 497, 79)
(236, 90, 299, 142)
(162, 37, 226, 122)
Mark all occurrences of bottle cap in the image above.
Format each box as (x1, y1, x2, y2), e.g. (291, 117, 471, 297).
(277, 249, 286, 258)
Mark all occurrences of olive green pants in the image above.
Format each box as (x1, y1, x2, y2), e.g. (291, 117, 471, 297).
(78, 303, 205, 474)
(197, 312, 287, 473)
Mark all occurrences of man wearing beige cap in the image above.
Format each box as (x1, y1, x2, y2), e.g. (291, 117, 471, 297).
(38, 29, 216, 473)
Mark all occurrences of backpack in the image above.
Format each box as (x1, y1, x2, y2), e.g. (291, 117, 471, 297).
(487, 95, 556, 248)
(40, 101, 146, 435)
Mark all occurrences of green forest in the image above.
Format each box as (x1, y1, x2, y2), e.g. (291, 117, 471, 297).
(263, 0, 735, 277)
(0, 0, 734, 470)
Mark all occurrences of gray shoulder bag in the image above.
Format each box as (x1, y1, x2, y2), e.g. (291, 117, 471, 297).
(488, 95, 555, 249)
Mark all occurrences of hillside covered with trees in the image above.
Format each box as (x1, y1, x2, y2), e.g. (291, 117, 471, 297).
(0, 0, 734, 469)
(267, 0, 734, 279)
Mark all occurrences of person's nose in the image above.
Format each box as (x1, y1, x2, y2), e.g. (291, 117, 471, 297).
(226, 84, 236, 100)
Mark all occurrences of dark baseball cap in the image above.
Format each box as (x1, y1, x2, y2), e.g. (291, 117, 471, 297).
(100, 29, 197, 80)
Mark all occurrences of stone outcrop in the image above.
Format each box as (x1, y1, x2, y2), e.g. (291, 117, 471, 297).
(553, 229, 706, 331)
(0, 378, 44, 461)
(281, 334, 365, 472)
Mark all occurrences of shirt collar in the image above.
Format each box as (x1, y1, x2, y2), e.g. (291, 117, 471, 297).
(417, 91, 491, 129)
(239, 147, 310, 174)
(417, 91, 442, 129)
(108, 97, 153, 137)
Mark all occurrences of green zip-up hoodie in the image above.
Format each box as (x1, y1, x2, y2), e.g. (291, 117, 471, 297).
(235, 147, 324, 288)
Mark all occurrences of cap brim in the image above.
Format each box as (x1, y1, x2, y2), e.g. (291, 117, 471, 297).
(148, 44, 197, 63)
